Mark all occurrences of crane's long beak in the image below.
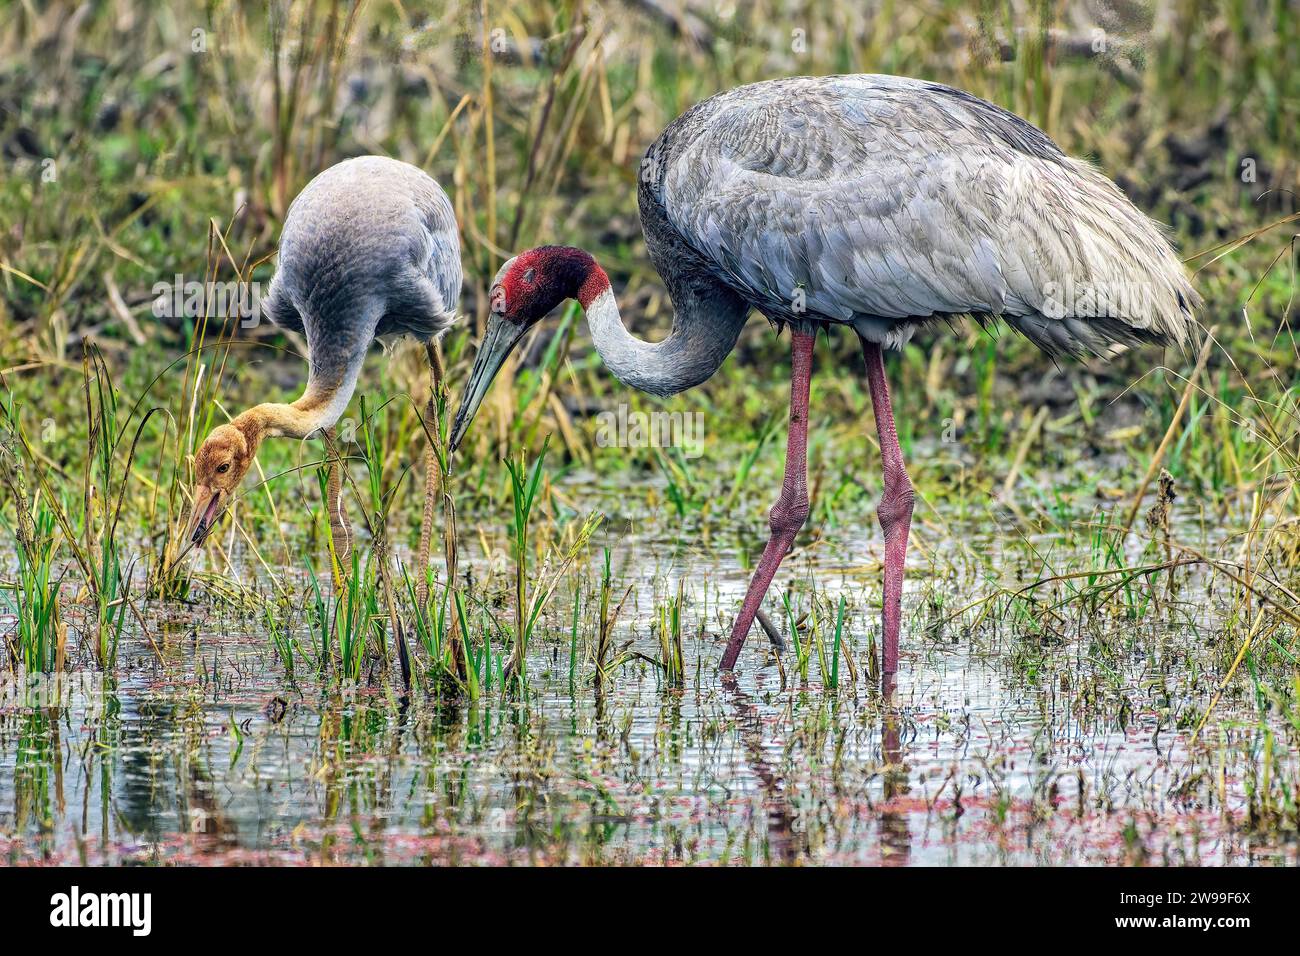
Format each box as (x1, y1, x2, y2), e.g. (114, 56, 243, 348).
(187, 484, 222, 546)
(448, 312, 529, 455)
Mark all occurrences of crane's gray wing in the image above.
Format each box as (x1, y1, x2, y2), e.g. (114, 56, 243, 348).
(409, 172, 462, 323)
(271, 156, 462, 342)
(262, 273, 304, 333)
(649, 75, 1197, 354)
(379, 170, 462, 338)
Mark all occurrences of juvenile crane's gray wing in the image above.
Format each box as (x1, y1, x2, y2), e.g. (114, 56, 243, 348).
(643, 74, 1199, 355)
(259, 155, 462, 412)
(265, 155, 461, 345)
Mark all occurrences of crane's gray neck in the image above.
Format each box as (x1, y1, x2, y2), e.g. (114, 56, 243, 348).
(582, 274, 749, 398)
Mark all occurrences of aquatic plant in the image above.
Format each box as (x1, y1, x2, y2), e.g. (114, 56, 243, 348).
(501, 438, 602, 688)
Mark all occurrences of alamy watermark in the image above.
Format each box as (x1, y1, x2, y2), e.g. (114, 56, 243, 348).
(1041, 277, 1154, 320)
(49, 886, 151, 936)
(152, 274, 262, 326)
(595, 405, 705, 459)
(1, 669, 110, 711)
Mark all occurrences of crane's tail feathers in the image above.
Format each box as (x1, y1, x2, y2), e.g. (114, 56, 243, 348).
(262, 275, 305, 333)
(1000, 156, 1202, 358)
(1003, 312, 1181, 359)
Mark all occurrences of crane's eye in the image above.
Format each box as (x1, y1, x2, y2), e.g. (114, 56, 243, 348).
(216, 462, 231, 474)
(523, 268, 535, 283)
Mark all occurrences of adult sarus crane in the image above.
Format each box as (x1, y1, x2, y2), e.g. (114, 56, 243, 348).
(187, 155, 462, 599)
(448, 75, 1200, 675)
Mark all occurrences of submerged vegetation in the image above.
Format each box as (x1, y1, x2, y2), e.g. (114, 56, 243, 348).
(0, 0, 1298, 864)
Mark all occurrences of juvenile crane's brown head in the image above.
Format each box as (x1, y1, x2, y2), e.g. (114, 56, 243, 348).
(187, 423, 256, 545)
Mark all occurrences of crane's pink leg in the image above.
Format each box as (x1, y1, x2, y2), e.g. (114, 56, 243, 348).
(861, 339, 914, 675)
(720, 327, 815, 671)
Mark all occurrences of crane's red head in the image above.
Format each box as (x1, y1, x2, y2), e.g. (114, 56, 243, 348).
(489, 246, 608, 324)
(450, 246, 608, 452)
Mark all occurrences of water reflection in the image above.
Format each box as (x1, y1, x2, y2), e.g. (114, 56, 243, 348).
(878, 674, 911, 865)
(1, 510, 1296, 866)
(724, 675, 800, 864)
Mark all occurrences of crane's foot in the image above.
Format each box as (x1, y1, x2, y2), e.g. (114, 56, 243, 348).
(877, 482, 913, 675)
(860, 338, 913, 676)
(720, 326, 815, 671)
(719, 502, 807, 671)
(753, 608, 786, 655)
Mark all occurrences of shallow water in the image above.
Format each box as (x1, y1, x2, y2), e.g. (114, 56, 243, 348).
(2, 493, 1297, 866)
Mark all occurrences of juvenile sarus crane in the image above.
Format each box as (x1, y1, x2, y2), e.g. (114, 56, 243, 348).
(187, 155, 461, 594)
(448, 75, 1200, 675)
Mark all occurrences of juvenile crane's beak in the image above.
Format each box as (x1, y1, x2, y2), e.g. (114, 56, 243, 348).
(187, 484, 223, 546)
(448, 289, 529, 454)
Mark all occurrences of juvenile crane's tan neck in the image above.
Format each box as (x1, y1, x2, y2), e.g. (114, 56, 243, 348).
(230, 390, 343, 449)
(229, 353, 364, 450)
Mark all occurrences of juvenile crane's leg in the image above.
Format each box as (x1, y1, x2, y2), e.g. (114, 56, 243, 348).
(323, 426, 352, 590)
(415, 341, 444, 614)
(720, 327, 816, 671)
(860, 339, 914, 675)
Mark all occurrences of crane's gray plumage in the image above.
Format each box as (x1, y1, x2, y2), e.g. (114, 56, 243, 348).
(638, 74, 1200, 358)
(263, 155, 461, 427)
(448, 73, 1205, 676)
(188, 155, 462, 588)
